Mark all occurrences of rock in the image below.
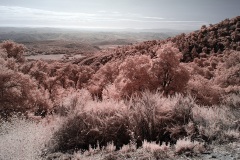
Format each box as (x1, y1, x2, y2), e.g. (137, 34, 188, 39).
(211, 154, 217, 158)
(237, 154, 240, 159)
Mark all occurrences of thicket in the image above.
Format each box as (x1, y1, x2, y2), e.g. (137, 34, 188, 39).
(46, 91, 239, 155)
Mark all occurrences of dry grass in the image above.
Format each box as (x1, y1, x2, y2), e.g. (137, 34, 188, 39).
(0, 116, 59, 160)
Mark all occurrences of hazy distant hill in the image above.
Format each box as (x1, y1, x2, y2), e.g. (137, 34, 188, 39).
(0, 27, 181, 44)
(0, 27, 184, 56)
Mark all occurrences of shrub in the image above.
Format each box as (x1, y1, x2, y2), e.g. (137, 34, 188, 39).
(192, 105, 237, 142)
(54, 64, 94, 89)
(142, 140, 170, 159)
(48, 91, 198, 154)
(47, 90, 238, 156)
(119, 142, 137, 153)
(48, 99, 131, 153)
(142, 140, 170, 153)
(187, 75, 222, 105)
(0, 45, 54, 118)
(129, 92, 195, 144)
(175, 137, 205, 155)
(155, 43, 189, 94)
(222, 92, 240, 122)
(53, 88, 92, 116)
(223, 129, 240, 142)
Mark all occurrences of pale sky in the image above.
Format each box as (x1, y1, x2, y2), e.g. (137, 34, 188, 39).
(0, 0, 239, 30)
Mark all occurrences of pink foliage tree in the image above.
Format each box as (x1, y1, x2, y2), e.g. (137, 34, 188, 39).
(88, 61, 120, 96)
(1, 40, 25, 62)
(0, 42, 52, 118)
(0, 64, 52, 118)
(103, 43, 190, 99)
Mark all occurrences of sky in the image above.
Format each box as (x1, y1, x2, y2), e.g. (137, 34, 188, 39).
(0, 0, 239, 30)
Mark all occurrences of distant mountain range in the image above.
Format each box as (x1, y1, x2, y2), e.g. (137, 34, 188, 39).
(0, 27, 186, 43)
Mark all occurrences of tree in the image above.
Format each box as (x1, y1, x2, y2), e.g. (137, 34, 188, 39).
(88, 61, 120, 96)
(1, 40, 25, 62)
(153, 43, 190, 95)
(0, 45, 52, 118)
(114, 55, 153, 98)
(104, 43, 190, 98)
(0, 64, 52, 118)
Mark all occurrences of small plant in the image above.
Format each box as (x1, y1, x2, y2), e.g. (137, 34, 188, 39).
(105, 142, 116, 153)
(223, 129, 240, 142)
(120, 142, 137, 153)
(142, 140, 170, 153)
(175, 137, 205, 155)
(142, 140, 170, 159)
(83, 142, 101, 156)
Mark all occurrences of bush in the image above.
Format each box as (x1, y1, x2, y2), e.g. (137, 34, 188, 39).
(187, 75, 222, 105)
(48, 99, 131, 153)
(222, 92, 240, 120)
(129, 92, 195, 144)
(142, 140, 170, 153)
(175, 137, 205, 155)
(49, 91, 197, 153)
(192, 104, 237, 142)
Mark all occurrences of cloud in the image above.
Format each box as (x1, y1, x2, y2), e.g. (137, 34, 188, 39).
(143, 16, 165, 20)
(0, 6, 207, 29)
(98, 10, 107, 13)
(0, 6, 95, 21)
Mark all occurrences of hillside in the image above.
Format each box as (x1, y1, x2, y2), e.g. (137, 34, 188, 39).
(0, 16, 239, 160)
(76, 16, 240, 67)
